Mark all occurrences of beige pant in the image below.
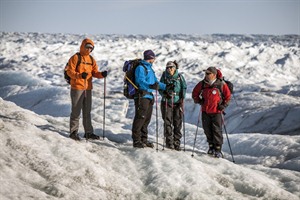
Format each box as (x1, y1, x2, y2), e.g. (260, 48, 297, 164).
(70, 89, 93, 135)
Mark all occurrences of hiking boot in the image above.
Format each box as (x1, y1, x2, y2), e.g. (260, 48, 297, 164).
(84, 133, 100, 140)
(133, 141, 144, 148)
(214, 150, 224, 158)
(207, 144, 215, 156)
(207, 146, 215, 155)
(70, 132, 80, 141)
(174, 146, 181, 151)
(166, 144, 174, 150)
(214, 145, 223, 158)
(143, 141, 154, 148)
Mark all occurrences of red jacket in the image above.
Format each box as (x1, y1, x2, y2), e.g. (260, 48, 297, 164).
(192, 79, 231, 114)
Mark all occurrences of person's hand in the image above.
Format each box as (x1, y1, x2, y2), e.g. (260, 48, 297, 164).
(101, 71, 108, 78)
(193, 98, 204, 105)
(193, 98, 200, 104)
(149, 82, 159, 90)
(199, 98, 204, 105)
(166, 83, 175, 91)
(218, 104, 226, 111)
(163, 91, 172, 99)
(81, 72, 88, 79)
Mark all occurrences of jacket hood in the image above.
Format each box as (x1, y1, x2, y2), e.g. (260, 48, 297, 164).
(141, 60, 152, 67)
(80, 38, 94, 56)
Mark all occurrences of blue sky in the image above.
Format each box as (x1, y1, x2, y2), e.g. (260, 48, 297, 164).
(0, 0, 299, 35)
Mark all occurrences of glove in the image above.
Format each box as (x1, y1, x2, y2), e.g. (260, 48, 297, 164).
(218, 104, 226, 111)
(149, 82, 159, 90)
(166, 83, 175, 91)
(199, 98, 204, 105)
(193, 98, 204, 105)
(163, 91, 172, 99)
(193, 98, 200, 104)
(101, 71, 108, 78)
(81, 72, 88, 79)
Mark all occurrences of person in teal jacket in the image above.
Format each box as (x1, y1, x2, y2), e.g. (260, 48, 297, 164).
(159, 61, 187, 150)
(132, 50, 171, 148)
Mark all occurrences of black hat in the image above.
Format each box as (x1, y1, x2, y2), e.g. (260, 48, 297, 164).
(143, 50, 156, 60)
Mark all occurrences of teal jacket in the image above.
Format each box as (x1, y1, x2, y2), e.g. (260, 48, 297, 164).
(159, 70, 187, 103)
(135, 60, 166, 99)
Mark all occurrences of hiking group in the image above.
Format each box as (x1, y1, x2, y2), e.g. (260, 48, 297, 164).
(65, 38, 232, 158)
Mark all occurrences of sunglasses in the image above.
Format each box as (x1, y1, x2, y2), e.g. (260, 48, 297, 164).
(205, 72, 212, 75)
(85, 44, 94, 51)
(166, 66, 175, 69)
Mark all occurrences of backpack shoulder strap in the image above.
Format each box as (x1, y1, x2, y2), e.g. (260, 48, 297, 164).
(89, 55, 94, 65)
(76, 52, 93, 66)
(217, 78, 225, 92)
(178, 73, 185, 98)
(75, 53, 81, 71)
(215, 79, 225, 98)
(139, 62, 148, 75)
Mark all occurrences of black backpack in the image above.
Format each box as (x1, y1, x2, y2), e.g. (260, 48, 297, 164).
(64, 53, 94, 84)
(122, 59, 147, 99)
(200, 78, 233, 100)
(221, 77, 234, 94)
(216, 69, 233, 94)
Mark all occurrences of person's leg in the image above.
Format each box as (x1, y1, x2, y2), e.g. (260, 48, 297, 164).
(141, 99, 154, 147)
(82, 90, 94, 135)
(202, 112, 213, 144)
(173, 104, 182, 150)
(212, 113, 223, 157)
(164, 103, 174, 148)
(132, 98, 149, 147)
(70, 89, 84, 140)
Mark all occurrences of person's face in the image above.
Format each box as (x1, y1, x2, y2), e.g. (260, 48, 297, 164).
(205, 71, 216, 81)
(84, 44, 94, 53)
(148, 58, 155, 64)
(166, 66, 176, 75)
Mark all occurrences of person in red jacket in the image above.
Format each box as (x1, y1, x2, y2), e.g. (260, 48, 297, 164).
(192, 67, 231, 158)
(66, 38, 107, 141)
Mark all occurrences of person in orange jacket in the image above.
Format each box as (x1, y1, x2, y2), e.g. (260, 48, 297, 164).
(66, 38, 107, 140)
(192, 67, 231, 158)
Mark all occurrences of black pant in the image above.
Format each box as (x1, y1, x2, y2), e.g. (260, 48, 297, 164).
(132, 98, 154, 143)
(202, 112, 223, 147)
(161, 102, 182, 148)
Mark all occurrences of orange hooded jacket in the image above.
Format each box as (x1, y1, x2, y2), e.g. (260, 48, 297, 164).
(66, 38, 104, 90)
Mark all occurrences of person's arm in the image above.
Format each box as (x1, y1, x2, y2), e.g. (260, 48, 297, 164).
(192, 81, 203, 103)
(91, 57, 106, 79)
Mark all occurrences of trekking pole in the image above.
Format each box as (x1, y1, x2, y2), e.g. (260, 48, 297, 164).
(232, 93, 238, 106)
(181, 100, 186, 152)
(162, 99, 167, 151)
(171, 92, 174, 149)
(191, 108, 202, 157)
(103, 77, 106, 140)
(155, 89, 159, 152)
(162, 72, 167, 151)
(221, 113, 235, 163)
(84, 78, 88, 142)
(125, 76, 138, 89)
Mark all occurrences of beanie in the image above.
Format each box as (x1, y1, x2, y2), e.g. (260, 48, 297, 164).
(143, 50, 156, 60)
